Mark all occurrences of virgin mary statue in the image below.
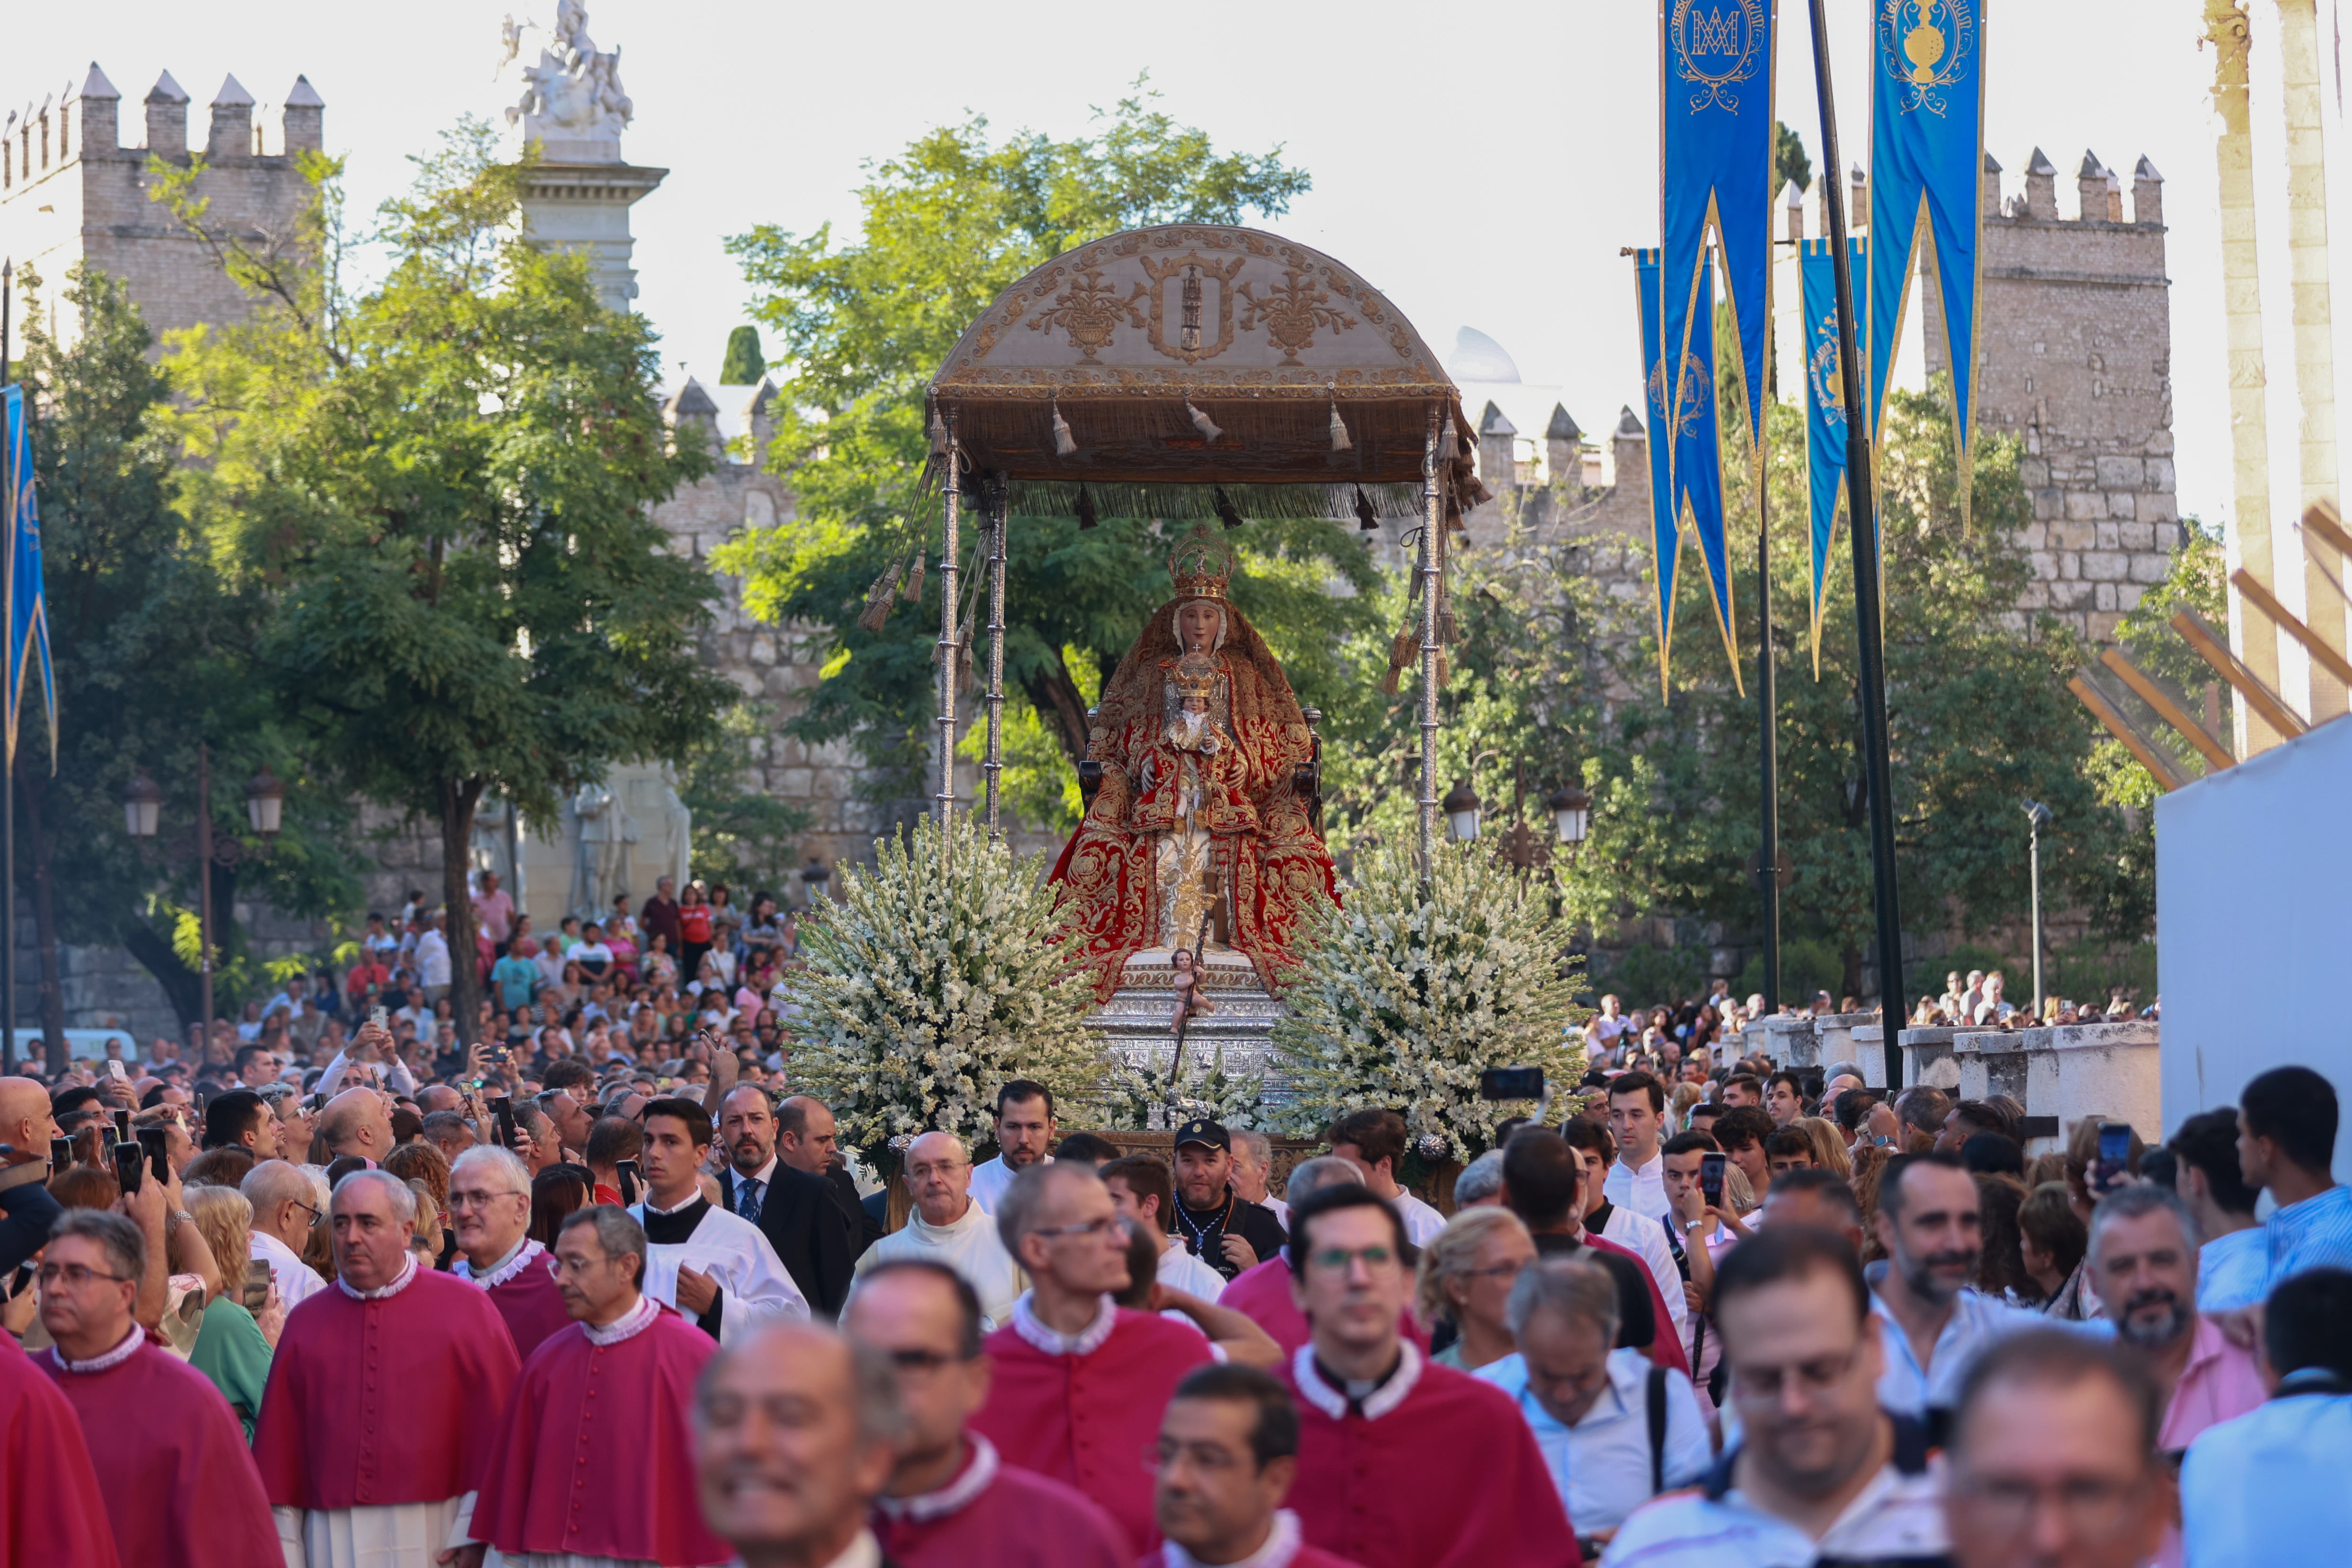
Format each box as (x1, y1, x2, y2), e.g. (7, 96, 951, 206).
(1049, 523, 1337, 1001)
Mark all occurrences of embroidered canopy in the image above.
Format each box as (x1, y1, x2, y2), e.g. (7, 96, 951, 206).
(925, 225, 1476, 503)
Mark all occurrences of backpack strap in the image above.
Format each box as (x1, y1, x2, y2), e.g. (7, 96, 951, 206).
(1647, 1363, 1670, 1496)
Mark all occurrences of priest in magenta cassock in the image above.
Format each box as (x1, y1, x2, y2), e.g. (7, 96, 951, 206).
(448, 1145, 572, 1361)
(1276, 1185, 1579, 1568)
(1220, 1157, 1427, 1359)
(472, 1205, 733, 1567)
(846, 1257, 1132, 1568)
(35, 1210, 280, 1568)
(970, 1165, 1218, 1555)
(252, 1169, 521, 1568)
(1, 1324, 121, 1568)
(630, 1097, 809, 1341)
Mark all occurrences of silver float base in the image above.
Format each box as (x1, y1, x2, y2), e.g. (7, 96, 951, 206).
(1081, 948, 1295, 1116)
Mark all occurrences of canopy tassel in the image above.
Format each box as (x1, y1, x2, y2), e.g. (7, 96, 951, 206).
(1051, 396, 1077, 458)
(1214, 486, 1248, 529)
(1329, 393, 1353, 453)
(927, 408, 949, 457)
(1075, 484, 1099, 530)
(1353, 485, 1379, 531)
(1187, 401, 1224, 443)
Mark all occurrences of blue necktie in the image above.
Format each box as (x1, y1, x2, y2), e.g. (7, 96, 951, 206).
(738, 1178, 763, 1225)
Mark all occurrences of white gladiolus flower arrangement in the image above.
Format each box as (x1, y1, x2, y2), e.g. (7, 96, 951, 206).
(1270, 838, 1587, 1162)
(777, 811, 1112, 1165)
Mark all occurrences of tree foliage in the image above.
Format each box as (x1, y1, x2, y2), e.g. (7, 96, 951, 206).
(15, 264, 360, 1048)
(719, 325, 766, 386)
(157, 120, 736, 1027)
(716, 85, 1378, 826)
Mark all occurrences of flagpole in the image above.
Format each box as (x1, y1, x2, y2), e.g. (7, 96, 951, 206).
(1806, 0, 1905, 1086)
(1, 259, 14, 1079)
(1757, 405, 1781, 1018)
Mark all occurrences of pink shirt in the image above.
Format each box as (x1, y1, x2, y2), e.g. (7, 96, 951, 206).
(2158, 1314, 2265, 1452)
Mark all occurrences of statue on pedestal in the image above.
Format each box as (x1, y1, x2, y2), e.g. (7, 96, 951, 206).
(1049, 524, 1337, 1000)
(499, 0, 633, 160)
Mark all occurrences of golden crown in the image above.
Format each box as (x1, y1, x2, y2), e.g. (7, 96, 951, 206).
(1168, 521, 1236, 602)
(1171, 653, 1219, 698)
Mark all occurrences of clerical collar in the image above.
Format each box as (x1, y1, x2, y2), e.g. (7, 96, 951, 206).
(817, 1530, 883, 1568)
(337, 1252, 418, 1301)
(644, 1190, 707, 1216)
(907, 1202, 984, 1240)
(583, 1293, 661, 1347)
(457, 1235, 545, 1289)
(1011, 1291, 1118, 1356)
(639, 1196, 713, 1245)
(1162, 1509, 1304, 1568)
(52, 1322, 143, 1375)
(873, 1433, 1000, 1524)
(1293, 1339, 1420, 1421)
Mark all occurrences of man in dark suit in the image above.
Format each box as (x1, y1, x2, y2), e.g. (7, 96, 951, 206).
(780, 1094, 884, 1261)
(714, 1084, 855, 1317)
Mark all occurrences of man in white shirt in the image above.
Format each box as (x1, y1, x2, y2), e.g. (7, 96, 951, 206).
(1603, 1226, 1951, 1567)
(240, 1159, 328, 1309)
(1101, 1153, 1228, 1303)
(1587, 994, 1631, 1056)
(1871, 1150, 2042, 1438)
(1327, 1108, 1445, 1246)
(629, 1096, 810, 1342)
(1560, 1119, 1686, 1343)
(851, 1130, 1027, 1329)
(1603, 1070, 1672, 1223)
(968, 1079, 1057, 1214)
(414, 911, 452, 1003)
(1476, 1256, 1709, 1543)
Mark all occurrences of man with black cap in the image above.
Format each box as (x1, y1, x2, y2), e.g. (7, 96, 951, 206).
(1170, 1119, 1288, 1283)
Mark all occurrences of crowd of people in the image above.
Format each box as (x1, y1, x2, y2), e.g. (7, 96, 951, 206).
(0, 989, 2344, 1567)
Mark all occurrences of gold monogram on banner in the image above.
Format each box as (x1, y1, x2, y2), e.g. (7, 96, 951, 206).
(1669, 0, 1768, 112)
(1141, 254, 1244, 364)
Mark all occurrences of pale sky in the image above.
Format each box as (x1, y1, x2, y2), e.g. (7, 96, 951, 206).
(17, 0, 2352, 537)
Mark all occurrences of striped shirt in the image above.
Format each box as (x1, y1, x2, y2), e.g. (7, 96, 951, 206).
(2262, 1185, 2352, 1295)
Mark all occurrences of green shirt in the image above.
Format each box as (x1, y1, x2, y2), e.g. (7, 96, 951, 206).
(187, 1297, 273, 1443)
(491, 954, 541, 1011)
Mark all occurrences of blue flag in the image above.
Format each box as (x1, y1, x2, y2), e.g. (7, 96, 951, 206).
(1671, 253, 1740, 689)
(3, 386, 54, 771)
(1801, 237, 1865, 676)
(1634, 249, 1683, 696)
(1867, 0, 1985, 506)
(1661, 0, 1778, 453)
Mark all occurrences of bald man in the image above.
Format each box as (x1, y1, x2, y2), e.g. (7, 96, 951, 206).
(318, 1087, 396, 1164)
(0, 1077, 65, 1276)
(851, 1132, 1026, 1330)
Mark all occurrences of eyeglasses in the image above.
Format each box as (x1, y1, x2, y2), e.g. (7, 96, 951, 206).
(289, 1198, 323, 1220)
(545, 1254, 613, 1279)
(1028, 1216, 1121, 1243)
(1144, 1439, 1251, 1476)
(37, 1263, 132, 1289)
(1727, 1341, 1868, 1401)
(1452, 1259, 1529, 1284)
(1308, 1245, 1397, 1273)
(881, 1347, 975, 1374)
(1947, 1472, 2151, 1538)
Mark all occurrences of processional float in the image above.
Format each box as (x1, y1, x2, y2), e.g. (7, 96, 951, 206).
(915, 225, 1480, 1088)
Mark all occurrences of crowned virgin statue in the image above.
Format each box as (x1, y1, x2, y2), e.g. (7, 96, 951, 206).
(1049, 523, 1338, 1000)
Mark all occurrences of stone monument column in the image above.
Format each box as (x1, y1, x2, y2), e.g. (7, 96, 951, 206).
(497, 2, 666, 312)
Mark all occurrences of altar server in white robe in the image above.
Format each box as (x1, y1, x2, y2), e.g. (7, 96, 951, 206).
(630, 1096, 809, 1341)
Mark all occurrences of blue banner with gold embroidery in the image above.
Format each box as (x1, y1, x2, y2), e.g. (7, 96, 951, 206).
(1867, 0, 1985, 502)
(1661, 0, 1776, 451)
(3, 386, 54, 771)
(1801, 237, 1865, 676)
(1671, 253, 1739, 688)
(1634, 248, 1683, 695)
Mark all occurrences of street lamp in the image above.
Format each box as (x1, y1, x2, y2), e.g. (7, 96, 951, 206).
(2023, 800, 2053, 1021)
(1549, 783, 1591, 863)
(1442, 779, 1481, 843)
(120, 745, 283, 1060)
(799, 856, 833, 906)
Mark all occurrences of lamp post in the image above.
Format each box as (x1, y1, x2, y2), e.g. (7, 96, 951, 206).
(1447, 758, 1592, 873)
(121, 744, 282, 1053)
(798, 855, 833, 908)
(2023, 800, 2053, 1019)
(1442, 778, 1482, 844)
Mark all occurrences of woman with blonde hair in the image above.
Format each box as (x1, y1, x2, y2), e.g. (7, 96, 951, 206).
(185, 1184, 282, 1440)
(1415, 1207, 1536, 1372)
(1799, 1116, 1851, 1180)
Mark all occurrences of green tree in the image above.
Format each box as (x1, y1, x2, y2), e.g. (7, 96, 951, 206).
(14, 264, 361, 1058)
(157, 122, 736, 1031)
(719, 325, 766, 385)
(717, 84, 1378, 827)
